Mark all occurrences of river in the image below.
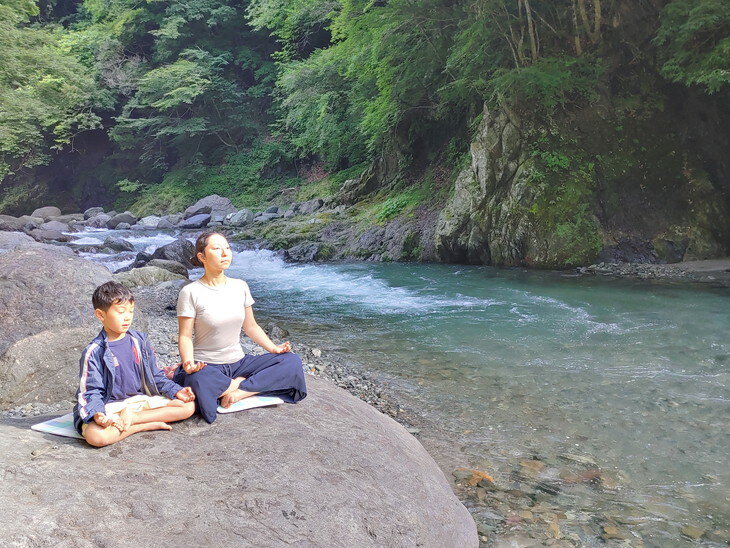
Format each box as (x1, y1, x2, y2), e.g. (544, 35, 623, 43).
(74, 229, 729, 546)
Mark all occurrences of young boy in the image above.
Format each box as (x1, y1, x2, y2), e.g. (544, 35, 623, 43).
(73, 281, 195, 447)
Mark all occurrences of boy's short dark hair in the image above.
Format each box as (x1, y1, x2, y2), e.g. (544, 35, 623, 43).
(92, 281, 134, 311)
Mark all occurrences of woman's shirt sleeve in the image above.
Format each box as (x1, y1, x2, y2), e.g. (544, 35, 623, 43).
(177, 284, 196, 317)
(241, 280, 255, 308)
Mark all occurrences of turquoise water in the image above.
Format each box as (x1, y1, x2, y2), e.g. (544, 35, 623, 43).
(231, 249, 729, 544)
(77, 230, 729, 543)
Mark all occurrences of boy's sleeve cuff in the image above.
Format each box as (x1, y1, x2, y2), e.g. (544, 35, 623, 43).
(167, 384, 184, 399)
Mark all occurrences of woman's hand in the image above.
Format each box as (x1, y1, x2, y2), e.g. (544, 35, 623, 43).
(271, 341, 292, 354)
(182, 360, 207, 374)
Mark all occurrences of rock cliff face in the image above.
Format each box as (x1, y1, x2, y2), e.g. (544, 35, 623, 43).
(433, 100, 730, 268)
(0, 376, 478, 546)
(434, 106, 537, 266)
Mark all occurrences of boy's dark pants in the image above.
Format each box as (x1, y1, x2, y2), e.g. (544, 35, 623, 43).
(174, 352, 307, 422)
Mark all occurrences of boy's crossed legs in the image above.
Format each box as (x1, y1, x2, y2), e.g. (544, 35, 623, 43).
(83, 396, 195, 447)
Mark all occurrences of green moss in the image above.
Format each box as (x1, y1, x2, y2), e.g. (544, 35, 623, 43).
(296, 163, 368, 202)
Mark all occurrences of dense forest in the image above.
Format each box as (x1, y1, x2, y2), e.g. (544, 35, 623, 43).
(1, 0, 729, 266)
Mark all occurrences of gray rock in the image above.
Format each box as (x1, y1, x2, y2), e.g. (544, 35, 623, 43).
(83, 207, 104, 220)
(48, 214, 84, 223)
(156, 218, 174, 229)
(254, 212, 279, 223)
(17, 216, 44, 231)
(164, 213, 183, 225)
(265, 205, 280, 214)
(116, 266, 186, 288)
(130, 223, 146, 231)
(30, 206, 61, 220)
(286, 242, 323, 262)
(146, 259, 188, 278)
(0, 215, 24, 232)
(86, 213, 111, 229)
(103, 236, 135, 252)
(115, 222, 132, 230)
(184, 195, 236, 219)
(138, 215, 161, 228)
(178, 213, 211, 229)
(0, 327, 96, 407)
(0, 377, 478, 546)
(598, 237, 658, 264)
(0, 249, 113, 356)
(226, 209, 254, 227)
(209, 210, 228, 224)
(106, 210, 118, 218)
(299, 198, 324, 215)
(107, 211, 137, 229)
(26, 228, 70, 243)
(0, 232, 75, 255)
(151, 239, 195, 269)
(40, 220, 69, 233)
(283, 206, 298, 218)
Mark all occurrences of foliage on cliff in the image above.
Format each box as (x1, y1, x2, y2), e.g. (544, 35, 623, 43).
(0, 0, 728, 263)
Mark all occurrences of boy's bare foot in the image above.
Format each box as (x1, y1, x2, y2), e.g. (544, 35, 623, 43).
(220, 389, 247, 408)
(117, 407, 136, 431)
(138, 422, 172, 432)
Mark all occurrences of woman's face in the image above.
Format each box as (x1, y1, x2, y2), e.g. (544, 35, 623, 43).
(199, 233, 232, 271)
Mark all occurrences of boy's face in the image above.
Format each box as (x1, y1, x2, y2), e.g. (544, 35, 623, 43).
(94, 299, 135, 340)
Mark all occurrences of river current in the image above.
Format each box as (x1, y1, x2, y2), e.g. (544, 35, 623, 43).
(75, 229, 729, 545)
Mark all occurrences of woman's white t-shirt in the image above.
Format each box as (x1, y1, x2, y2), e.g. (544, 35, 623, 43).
(176, 278, 255, 364)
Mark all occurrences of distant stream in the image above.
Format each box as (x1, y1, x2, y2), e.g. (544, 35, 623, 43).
(73, 228, 729, 545)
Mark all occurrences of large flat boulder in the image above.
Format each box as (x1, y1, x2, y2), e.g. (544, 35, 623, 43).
(0, 249, 113, 356)
(0, 232, 74, 255)
(0, 327, 96, 407)
(0, 376, 477, 546)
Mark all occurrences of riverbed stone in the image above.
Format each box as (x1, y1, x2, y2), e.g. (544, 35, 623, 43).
(40, 220, 69, 233)
(116, 265, 186, 287)
(87, 213, 111, 229)
(146, 259, 188, 278)
(0, 249, 113, 356)
(0, 215, 24, 232)
(115, 222, 132, 230)
(107, 211, 137, 229)
(178, 213, 211, 229)
(138, 215, 161, 228)
(49, 214, 84, 223)
(83, 207, 104, 220)
(103, 236, 135, 252)
(17, 216, 44, 231)
(0, 232, 74, 255)
(151, 238, 195, 269)
(0, 376, 478, 546)
(226, 209, 255, 227)
(26, 228, 71, 243)
(156, 218, 175, 229)
(30, 206, 61, 220)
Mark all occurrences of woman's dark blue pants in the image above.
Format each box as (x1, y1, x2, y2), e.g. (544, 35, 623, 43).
(173, 352, 307, 423)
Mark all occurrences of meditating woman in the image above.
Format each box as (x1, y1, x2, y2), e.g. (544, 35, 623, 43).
(173, 231, 307, 422)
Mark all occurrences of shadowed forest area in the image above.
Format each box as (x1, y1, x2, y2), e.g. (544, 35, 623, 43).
(1, 0, 728, 267)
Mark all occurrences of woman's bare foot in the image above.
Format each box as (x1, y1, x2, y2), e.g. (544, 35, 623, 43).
(220, 389, 250, 408)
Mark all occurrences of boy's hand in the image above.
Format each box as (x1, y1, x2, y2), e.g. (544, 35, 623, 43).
(271, 341, 292, 354)
(175, 387, 195, 402)
(93, 412, 114, 428)
(182, 360, 207, 374)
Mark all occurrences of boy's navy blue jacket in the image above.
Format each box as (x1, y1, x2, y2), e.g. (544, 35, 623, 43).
(73, 329, 183, 433)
